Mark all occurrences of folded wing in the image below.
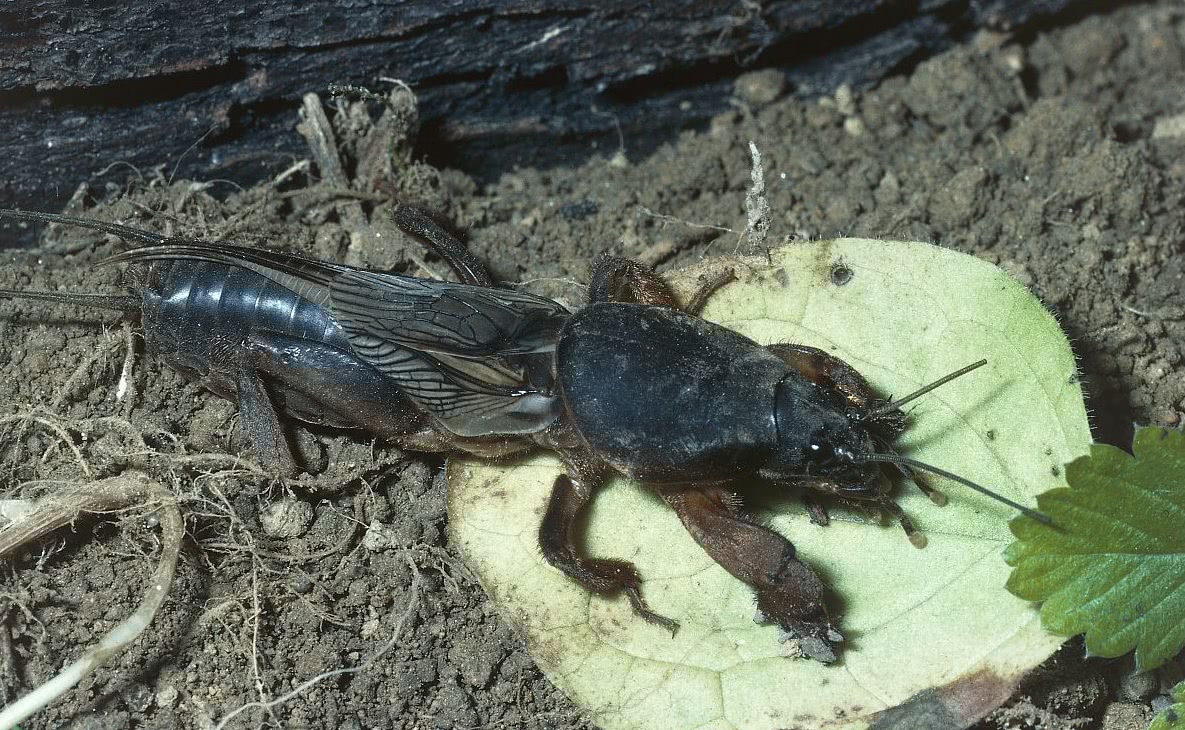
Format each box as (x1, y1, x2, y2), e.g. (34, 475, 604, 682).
(108, 242, 569, 436)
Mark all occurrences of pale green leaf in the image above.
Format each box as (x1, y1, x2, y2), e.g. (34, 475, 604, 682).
(1006, 426, 1185, 671)
(451, 239, 1090, 730)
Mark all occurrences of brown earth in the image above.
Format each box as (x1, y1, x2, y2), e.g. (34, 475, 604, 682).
(1, 2, 1183, 728)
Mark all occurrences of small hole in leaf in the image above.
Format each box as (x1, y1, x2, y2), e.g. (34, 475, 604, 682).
(830, 263, 853, 286)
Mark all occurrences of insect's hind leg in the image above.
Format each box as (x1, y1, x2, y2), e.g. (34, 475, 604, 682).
(231, 333, 431, 475)
(234, 345, 298, 476)
(392, 205, 493, 287)
(538, 461, 677, 632)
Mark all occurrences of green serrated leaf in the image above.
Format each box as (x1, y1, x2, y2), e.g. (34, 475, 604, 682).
(1150, 681, 1185, 730)
(452, 239, 1090, 730)
(1006, 426, 1185, 671)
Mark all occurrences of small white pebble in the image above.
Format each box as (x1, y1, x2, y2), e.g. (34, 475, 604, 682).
(155, 685, 179, 708)
(1153, 113, 1185, 139)
(362, 520, 400, 552)
(360, 618, 381, 638)
(843, 117, 866, 137)
(734, 69, 787, 106)
(834, 83, 855, 116)
(259, 499, 314, 539)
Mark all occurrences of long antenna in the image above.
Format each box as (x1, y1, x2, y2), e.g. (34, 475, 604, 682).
(867, 359, 988, 419)
(847, 451, 1051, 525)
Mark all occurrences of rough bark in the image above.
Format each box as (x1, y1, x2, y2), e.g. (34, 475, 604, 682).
(0, 0, 1091, 243)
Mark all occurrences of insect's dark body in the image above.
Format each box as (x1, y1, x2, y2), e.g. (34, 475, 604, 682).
(557, 301, 899, 494)
(0, 208, 563, 475)
(558, 303, 785, 481)
(142, 259, 351, 380)
(0, 207, 1003, 662)
(139, 258, 410, 428)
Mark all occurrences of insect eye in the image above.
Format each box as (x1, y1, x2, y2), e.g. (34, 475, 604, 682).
(808, 441, 837, 465)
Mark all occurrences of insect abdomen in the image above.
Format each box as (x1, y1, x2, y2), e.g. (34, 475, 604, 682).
(141, 260, 352, 388)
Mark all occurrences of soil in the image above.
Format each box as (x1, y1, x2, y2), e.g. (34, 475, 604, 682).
(1, 2, 1183, 729)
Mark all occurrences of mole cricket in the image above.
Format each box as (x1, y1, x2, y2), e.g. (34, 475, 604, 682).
(0, 206, 1044, 660)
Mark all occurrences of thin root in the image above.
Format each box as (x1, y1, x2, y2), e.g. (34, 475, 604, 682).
(51, 329, 127, 412)
(0, 413, 92, 479)
(0, 473, 181, 729)
(210, 553, 422, 730)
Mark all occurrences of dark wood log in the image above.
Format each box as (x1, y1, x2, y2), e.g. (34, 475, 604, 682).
(1, 0, 1090, 245)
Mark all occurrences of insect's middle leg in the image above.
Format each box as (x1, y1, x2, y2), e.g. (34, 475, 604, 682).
(764, 343, 883, 411)
(588, 255, 732, 312)
(589, 255, 678, 307)
(538, 460, 677, 631)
